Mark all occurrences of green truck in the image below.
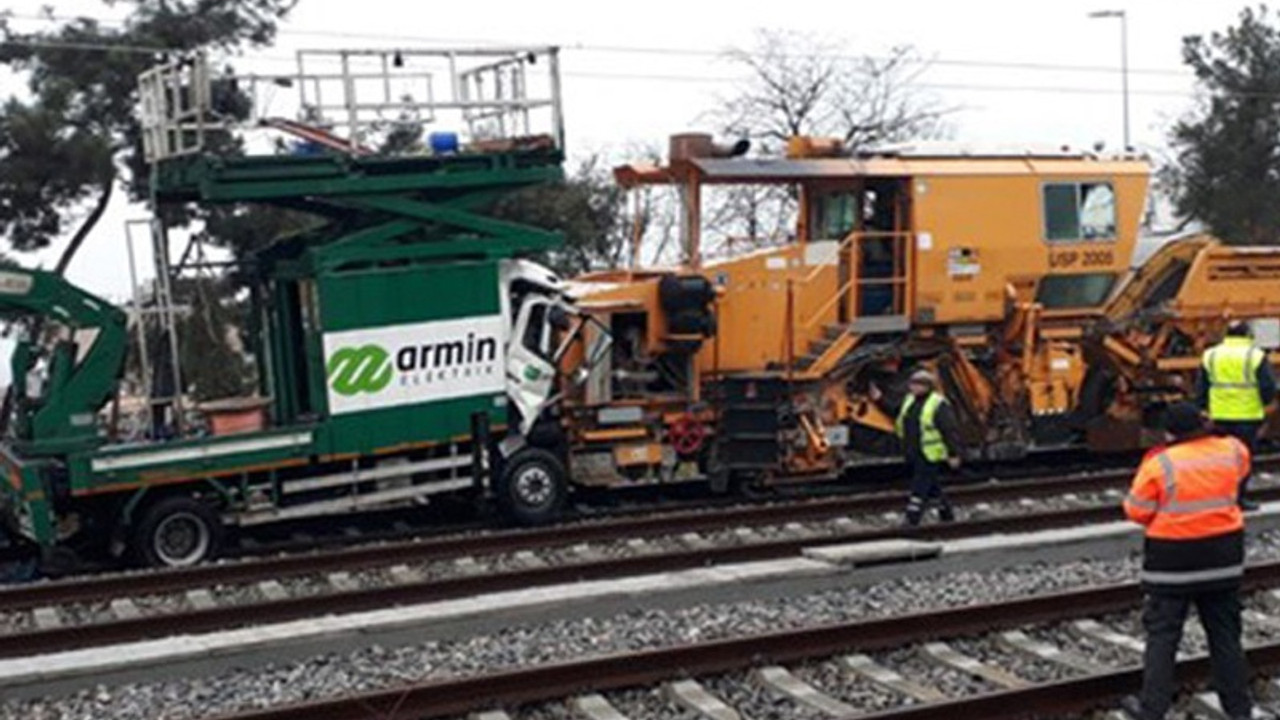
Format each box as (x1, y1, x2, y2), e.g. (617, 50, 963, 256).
(0, 47, 604, 569)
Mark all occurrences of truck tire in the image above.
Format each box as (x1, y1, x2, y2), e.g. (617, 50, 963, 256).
(132, 496, 223, 568)
(496, 448, 568, 525)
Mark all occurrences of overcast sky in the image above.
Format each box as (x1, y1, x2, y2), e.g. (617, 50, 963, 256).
(0, 0, 1257, 304)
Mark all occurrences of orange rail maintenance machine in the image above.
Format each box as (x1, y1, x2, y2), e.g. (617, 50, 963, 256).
(556, 133, 1280, 489)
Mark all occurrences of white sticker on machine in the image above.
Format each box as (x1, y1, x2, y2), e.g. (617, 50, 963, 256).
(947, 247, 980, 277)
(804, 240, 840, 266)
(322, 315, 505, 415)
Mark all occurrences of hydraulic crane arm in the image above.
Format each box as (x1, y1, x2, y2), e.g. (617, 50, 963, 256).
(0, 268, 128, 455)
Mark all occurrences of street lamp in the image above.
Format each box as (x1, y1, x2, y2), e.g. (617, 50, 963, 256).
(1089, 9, 1130, 150)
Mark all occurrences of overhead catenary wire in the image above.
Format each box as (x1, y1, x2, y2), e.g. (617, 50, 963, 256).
(564, 69, 1207, 98)
(10, 13, 1278, 101)
(2, 10, 1196, 77)
(0, 37, 1234, 101)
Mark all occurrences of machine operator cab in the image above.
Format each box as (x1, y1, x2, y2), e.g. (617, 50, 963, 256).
(806, 175, 911, 328)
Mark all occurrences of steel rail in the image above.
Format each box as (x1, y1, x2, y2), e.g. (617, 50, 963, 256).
(6, 484, 1280, 658)
(0, 499, 1141, 655)
(0, 462, 1156, 612)
(200, 562, 1280, 720)
(0, 504, 1132, 657)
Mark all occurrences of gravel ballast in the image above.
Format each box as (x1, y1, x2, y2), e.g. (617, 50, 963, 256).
(8, 532, 1280, 720)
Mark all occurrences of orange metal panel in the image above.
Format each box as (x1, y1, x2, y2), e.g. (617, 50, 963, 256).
(1156, 357, 1203, 372)
(613, 443, 663, 467)
(581, 427, 650, 442)
(911, 172, 1146, 324)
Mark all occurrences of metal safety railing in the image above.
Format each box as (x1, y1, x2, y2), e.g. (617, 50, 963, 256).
(787, 230, 912, 329)
(137, 46, 564, 163)
(783, 230, 913, 373)
(797, 230, 911, 330)
(138, 54, 213, 162)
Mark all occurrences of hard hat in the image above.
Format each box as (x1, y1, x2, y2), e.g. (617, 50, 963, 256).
(908, 369, 936, 386)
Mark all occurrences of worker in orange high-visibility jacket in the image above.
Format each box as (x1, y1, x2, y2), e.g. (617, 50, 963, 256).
(1120, 401, 1252, 720)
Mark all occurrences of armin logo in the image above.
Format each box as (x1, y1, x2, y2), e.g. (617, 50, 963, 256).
(394, 332, 498, 375)
(327, 344, 393, 396)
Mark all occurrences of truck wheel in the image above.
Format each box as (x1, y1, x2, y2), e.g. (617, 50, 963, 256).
(496, 448, 568, 525)
(132, 496, 223, 568)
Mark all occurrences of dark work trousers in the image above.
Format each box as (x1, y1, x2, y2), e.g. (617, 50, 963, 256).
(1140, 589, 1251, 720)
(905, 458, 954, 526)
(1214, 420, 1260, 504)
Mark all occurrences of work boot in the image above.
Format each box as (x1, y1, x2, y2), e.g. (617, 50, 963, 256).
(903, 496, 924, 527)
(937, 504, 956, 523)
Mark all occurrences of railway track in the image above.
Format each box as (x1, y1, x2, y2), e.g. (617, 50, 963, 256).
(0, 464, 1143, 604)
(0, 458, 1181, 593)
(0, 451, 1165, 582)
(2, 469, 1279, 662)
(195, 561, 1280, 720)
(212, 451, 1157, 555)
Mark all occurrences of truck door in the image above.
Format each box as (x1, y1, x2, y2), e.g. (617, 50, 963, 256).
(506, 297, 557, 433)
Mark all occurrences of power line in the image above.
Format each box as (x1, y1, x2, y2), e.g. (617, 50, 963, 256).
(3, 10, 1195, 78)
(0, 37, 1221, 100)
(291, 31, 1196, 79)
(218, 22, 1196, 78)
(3, 15, 1257, 101)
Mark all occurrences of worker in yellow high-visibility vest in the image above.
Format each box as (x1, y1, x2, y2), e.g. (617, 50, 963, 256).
(892, 369, 962, 526)
(1196, 321, 1276, 511)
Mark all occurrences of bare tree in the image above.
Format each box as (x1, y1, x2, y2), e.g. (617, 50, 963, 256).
(700, 30, 951, 248)
(716, 30, 842, 146)
(835, 47, 951, 149)
(715, 30, 949, 151)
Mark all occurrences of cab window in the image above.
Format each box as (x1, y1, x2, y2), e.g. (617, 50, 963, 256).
(813, 191, 858, 240)
(1044, 182, 1116, 242)
(1036, 273, 1117, 309)
(521, 302, 551, 361)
